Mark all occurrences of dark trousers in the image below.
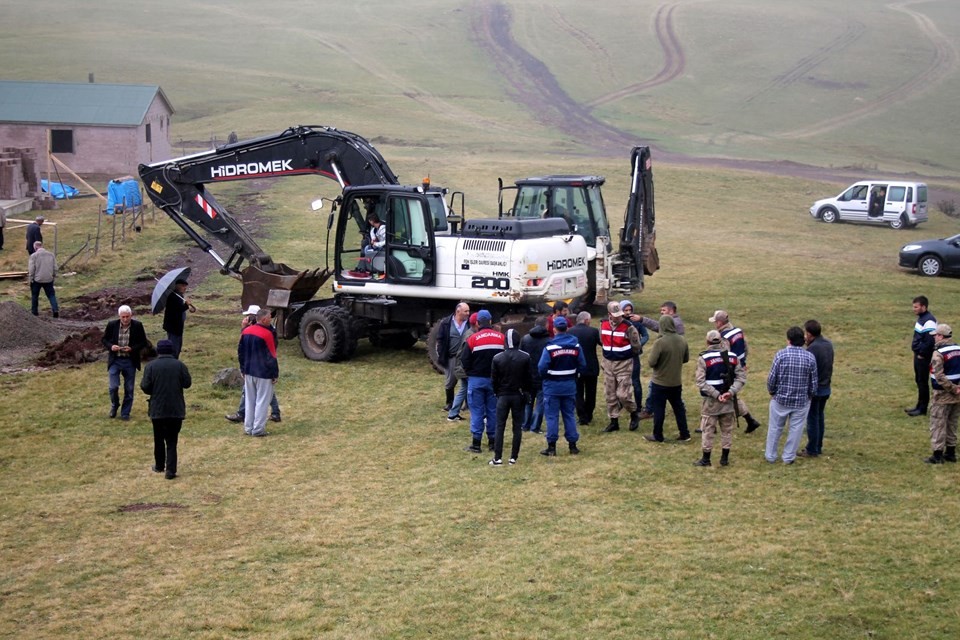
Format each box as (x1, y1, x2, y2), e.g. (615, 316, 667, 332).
(494, 393, 525, 461)
(631, 356, 643, 409)
(152, 418, 182, 473)
(30, 281, 59, 315)
(575, 375, 598, 424)
(650, 382, 688, 440)
(805, 394, 830, 455)
(914, 356, 931, 412)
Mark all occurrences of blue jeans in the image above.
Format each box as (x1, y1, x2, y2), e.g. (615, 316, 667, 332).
(108, 357, 137, 418)
(30, 281, 59, 316)
(766, 398, 810, 463)
(544, 393, 578, 445)
(448, 377, 468, 419)
(649, 383, 688, 440)
(805, 392, 830, 455)
(630, 356, 643, 409)
(523, 388, 544, 431)
(467, 376, 497, 440)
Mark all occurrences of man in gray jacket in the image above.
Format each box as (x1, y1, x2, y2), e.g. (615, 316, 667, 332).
(27, 241, 59, 317)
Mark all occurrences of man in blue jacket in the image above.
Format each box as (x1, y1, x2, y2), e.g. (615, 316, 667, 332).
(538, 316, 587, 456)
(238, 307, 279, 437)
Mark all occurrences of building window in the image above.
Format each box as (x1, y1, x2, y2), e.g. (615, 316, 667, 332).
(146, 123, 152, 144)
(50, 129, 74, 154)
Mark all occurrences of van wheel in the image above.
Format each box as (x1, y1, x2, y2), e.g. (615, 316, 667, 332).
(820, 207, 838, 223)
(919, 255, 942, 277)
(889, 215, 907, 230)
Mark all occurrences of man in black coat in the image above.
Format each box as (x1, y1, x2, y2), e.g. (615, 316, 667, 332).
(140, 340, 192, 479)
(102, 304, 150, 420)
(162, 278, 194, 358)
(568, 310, 601, 426)
(490, 328, 533, 465)
(25, 215, 44, 254)
(520, 316, 551, 433)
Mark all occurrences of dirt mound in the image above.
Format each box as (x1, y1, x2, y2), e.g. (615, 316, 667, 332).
(63, 291, 153, 321)
(36, 326, 106, 367)
(0, 301, 64, 350)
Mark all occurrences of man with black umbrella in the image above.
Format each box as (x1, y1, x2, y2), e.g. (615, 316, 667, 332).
(163, 277, 195, 358)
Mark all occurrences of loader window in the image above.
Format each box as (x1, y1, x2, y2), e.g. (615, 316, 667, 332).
(513, 186, 549, 219)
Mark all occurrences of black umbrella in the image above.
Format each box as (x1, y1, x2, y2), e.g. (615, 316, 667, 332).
(151, 266, 191, 315)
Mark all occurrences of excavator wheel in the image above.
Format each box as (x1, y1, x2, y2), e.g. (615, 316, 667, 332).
(299, 307, 350, 362)
(326, 305, 359, 359)
(425, 321, 447, 375)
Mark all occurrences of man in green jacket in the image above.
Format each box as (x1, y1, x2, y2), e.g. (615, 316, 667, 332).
(644, 315, 690, 442)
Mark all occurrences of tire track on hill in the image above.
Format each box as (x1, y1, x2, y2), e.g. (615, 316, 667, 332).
(778, 0, 958, 139)
(471, 1, 635, 151)
(543, 5, 616, 82)
(743, 20, 866, 104)
(587, 3, 686, 109)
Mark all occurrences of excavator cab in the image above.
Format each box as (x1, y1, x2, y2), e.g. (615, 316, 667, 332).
(499, 176, 611, 250)
(334, 186, 436, 286)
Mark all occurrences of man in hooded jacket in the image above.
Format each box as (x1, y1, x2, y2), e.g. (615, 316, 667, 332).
(490, 328, 533, 465)
(644, 315, 691, 442)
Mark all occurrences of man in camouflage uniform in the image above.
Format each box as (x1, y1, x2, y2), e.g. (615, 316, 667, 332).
(694, 330, 746, 466)
(710, 309, 762, 433)
(926, 324, 960, 464)
(600, 301, 643, 432)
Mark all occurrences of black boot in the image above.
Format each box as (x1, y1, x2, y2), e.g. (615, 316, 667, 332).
(694, 450, 712, 467)
(443, 387, 455, 412)
(488, 436, 496, 452)
(569, 442, 580, 455)
(744, 413, 761, 433)
(925, 450, 944, 464)
(628, 411, 640, 431)
(720, 448, 730, 466)
(464, 438, 482, 453)
(540, 443, 557, 456)
(602, 418, 620, 433)
(944, 446, 957, 463)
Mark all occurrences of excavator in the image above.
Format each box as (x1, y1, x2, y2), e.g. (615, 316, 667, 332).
(498, 146, 659, 307)
(139, 125, 588, 362)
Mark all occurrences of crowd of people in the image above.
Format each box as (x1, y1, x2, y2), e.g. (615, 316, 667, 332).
(434, 298, 864, 468)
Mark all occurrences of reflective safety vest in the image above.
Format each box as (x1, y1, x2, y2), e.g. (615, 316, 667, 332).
(600, 319, 633, 361)
(931, 343, 960, 390)
(700, 349, 739, 394)
(721, 326, 747, 366)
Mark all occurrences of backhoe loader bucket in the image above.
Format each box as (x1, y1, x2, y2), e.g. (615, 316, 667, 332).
(240, 263, 331, 311)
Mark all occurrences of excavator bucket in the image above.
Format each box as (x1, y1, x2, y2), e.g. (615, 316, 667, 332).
(240, 263, 332, 311)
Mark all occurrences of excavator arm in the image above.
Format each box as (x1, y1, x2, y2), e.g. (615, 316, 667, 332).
(138, 125, 399, 276)
(615, 145, 658, 290)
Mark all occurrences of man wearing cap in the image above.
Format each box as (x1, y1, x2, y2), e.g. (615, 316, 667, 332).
(619, 300, 650, 414)
(140, 339, 192, 479)
(490, 328, 533, 465)
(436, 302, 470, 420)
(568, 310, 601, 426)
(644, 314, 691, 442)
(226, 305, 281, 424)
(25, 215, 44, 255)
(694, 330, 746, 467)
(27, 241, 59, 318)
(907, 296, 937, 417)
(710, 309, 762, 433)
(238, 307, 279, 437)
(925, 324, 960, 464)
(163, 277, 195, 359)
(538, 315, 587, 456)
(600, 301, 643, 432)
(765, 326, 818, 464)
(102, 305, 149, 420)
(461, 310, 504, 453)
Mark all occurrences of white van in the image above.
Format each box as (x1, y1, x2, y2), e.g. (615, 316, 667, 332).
(809, 180, 928, 229)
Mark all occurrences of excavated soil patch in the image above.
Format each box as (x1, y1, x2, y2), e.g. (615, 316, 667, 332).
(36, 326, 106, 367)
(0, 301, 64, 350)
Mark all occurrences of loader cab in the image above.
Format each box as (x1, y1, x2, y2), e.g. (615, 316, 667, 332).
(335, 186, 436, 285)
(499, 176, 612, 249)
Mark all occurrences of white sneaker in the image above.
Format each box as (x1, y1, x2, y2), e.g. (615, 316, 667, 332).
(489, 458, 503, 466)
(508, 458, 517, 465)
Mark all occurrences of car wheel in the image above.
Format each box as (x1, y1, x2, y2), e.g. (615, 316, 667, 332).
(820, 207, 838, 223)
(919, 254, 942, 277)
(889, 215, 907, 230)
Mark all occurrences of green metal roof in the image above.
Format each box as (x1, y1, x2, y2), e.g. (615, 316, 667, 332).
(0, 81, 174, 126)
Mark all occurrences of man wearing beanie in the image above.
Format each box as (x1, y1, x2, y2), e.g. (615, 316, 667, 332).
(693, 330, 746, 467)
(490, 328, 533, 465)
(140, 339, 192, 479)
(925, 323, 960, 464)
(600, 301, 642, 432)
(461, 310, 504, 453)
(538, 315, 587, 456)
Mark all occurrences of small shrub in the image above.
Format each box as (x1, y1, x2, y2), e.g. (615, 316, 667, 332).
(936, 199, 958, 218)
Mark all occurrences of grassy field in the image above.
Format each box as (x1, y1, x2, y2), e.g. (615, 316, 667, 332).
(2, 1, 960, 637)
(2, 155, 960, 638)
